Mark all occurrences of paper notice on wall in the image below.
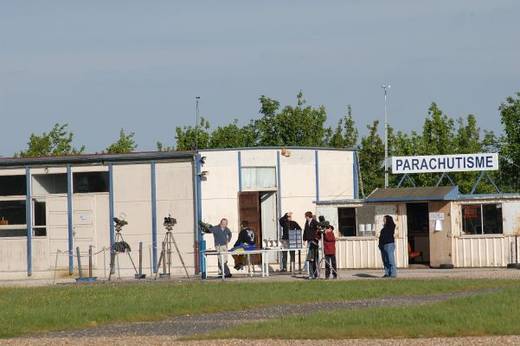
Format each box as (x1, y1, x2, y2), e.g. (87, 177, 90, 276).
(429, 212, 445, 221)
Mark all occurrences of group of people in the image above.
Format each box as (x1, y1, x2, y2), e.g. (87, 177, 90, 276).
(204, 212, 397, 279)
(279, 211, 338, 279)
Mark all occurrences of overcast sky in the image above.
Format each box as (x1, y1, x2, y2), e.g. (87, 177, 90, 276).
(0, 1, 519, 155)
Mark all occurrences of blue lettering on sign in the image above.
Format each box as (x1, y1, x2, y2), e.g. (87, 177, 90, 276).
(420, 159, 428, 170)
(429, 158, 437, 170)
(403, 160, 411, 170)
(412, 158, 419, 171)
(475, 156, 485, 168)
(396, 159, 403, 170)
(467, 156, 474, 168)
(486, 156, 493, 168)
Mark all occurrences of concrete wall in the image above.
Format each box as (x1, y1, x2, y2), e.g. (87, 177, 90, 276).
(200, 148, 355, 274)
(0, 160, 195, 279)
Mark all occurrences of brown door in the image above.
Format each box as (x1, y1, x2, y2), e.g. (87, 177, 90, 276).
(238, 191, 262, 264)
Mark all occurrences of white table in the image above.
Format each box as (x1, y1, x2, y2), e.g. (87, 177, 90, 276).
(262, 248, 305, 276)
(203, 249, 268, 280)
(203, 248, 305, 279)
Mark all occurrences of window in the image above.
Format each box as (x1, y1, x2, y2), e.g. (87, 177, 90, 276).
(338, 208, 356, 236)
(0, 200, 47, 237)
(462, 204, 503, 235)
(73, 172, 109, 193)
(0, 200, 27, 237)
(33, 174, 67, 194)
(241, 167, 276, 190)
(0, 175, 26, 196)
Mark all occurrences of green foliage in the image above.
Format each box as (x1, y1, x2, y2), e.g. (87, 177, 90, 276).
(175, 117, 211, 151)
(105, 129, 137, 154)
(358, 120, 384, 195)
(255, 91, 328, 146)
(17, 123, 85, 158)
(329, 105, 358, 148)
(498, 92, 520, 192)
(209, 119, 257, 148)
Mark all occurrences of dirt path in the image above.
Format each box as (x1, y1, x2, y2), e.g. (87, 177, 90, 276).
(5, 336, 520, 346)
(14, 288, 499, 341)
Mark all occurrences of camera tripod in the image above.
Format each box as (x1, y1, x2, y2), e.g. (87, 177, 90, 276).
(155, 228, 190, 279)
(306, 231, 338, 279)
(108, 228, 138, 281)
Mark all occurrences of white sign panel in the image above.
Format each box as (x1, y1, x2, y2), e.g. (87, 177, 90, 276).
(429, 212, 445, 221)
(392, 153, 498, 174)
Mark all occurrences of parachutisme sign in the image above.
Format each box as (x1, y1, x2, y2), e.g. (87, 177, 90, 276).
(392, 153, 499, 174)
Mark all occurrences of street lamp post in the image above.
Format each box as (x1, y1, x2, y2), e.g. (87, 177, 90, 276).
(381, 84, 391, 188)
(195, 96, 200, 151)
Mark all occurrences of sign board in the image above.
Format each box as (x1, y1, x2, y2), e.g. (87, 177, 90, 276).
(429, 212, 445, 221)
(392, 153, 499, 174)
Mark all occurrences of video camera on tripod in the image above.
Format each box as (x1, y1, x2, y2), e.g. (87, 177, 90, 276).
(113, 217, 128, 232)
(316, 215, 330, 234)
(163, 214, 177, 231)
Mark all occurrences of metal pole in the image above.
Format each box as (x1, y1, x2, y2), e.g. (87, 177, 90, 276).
(195, 96, 200, 151)
(382, 84, 391, 188)
(76, 247, 82, 278)
(88, 245, 93, 278)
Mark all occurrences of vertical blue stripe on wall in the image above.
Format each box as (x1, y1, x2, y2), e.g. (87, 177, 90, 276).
(150, 161, 158, 273)
(25, 167, 33, 276)
(108, 164, 115, 250)
(276, 151, 282, 222)
(237, 151, 242, 192)
(353, 151, 360, 199)
(314, 150, 320, 202)
(66, 164, 74, 275)
(195, 153, 206, 278)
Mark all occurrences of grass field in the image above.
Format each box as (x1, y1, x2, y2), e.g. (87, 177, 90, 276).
(1, 279, 518, 339)
(199, 284, 520, 340)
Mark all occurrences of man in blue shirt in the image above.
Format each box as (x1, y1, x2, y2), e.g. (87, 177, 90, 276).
(208, 218, 233, 278)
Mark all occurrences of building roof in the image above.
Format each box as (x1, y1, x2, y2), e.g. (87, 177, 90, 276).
(366, 186, 460, 203)
(0, 151, 195, 168)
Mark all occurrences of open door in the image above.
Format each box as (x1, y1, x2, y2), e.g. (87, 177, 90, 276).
(238, 191, 262, 264)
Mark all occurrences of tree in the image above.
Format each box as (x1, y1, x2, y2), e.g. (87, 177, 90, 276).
(175, 117, 211, 151)
(209, 119, 257, 148)
(421, 103, 455, 155)
(498, 92, 520, 192)
(105, 129, 137, 154)
(17, 123, 85, 158)
(358, 120, 385, 195)
(329, 105, 358, 148)
(255, 91, 328, 146)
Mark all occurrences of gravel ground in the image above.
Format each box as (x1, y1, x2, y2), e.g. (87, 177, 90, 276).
(16, 288, 499, 341)
(2, 267, 520, 287)
(4, 336, 520, 346)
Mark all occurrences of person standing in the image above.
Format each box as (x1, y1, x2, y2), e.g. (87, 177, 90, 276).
(379, 215, 397, 278)
(279, 212, 301, 272)
(323, 225, 337, 279)
(232, 220, 256, 270)
(207, 218, 233, 278)
(303, 211, 319, 279)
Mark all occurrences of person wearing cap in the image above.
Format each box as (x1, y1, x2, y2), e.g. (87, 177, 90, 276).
(279, 212, 301, 272)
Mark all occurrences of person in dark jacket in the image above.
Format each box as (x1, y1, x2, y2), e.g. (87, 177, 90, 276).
(323, 225, 337, 279)
(303, 211, 320, 279)
(379, 215, 397, 278)
(279, 212, 301, 272)
(231, 220, 256, 270)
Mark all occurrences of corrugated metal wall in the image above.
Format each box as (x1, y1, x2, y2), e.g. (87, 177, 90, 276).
(453, 235, 515, 267)
(336, 237, 408, 269)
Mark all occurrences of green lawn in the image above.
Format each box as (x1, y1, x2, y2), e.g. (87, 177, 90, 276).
(1, 279, 517, 338)
(199, 284, 520, 340)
